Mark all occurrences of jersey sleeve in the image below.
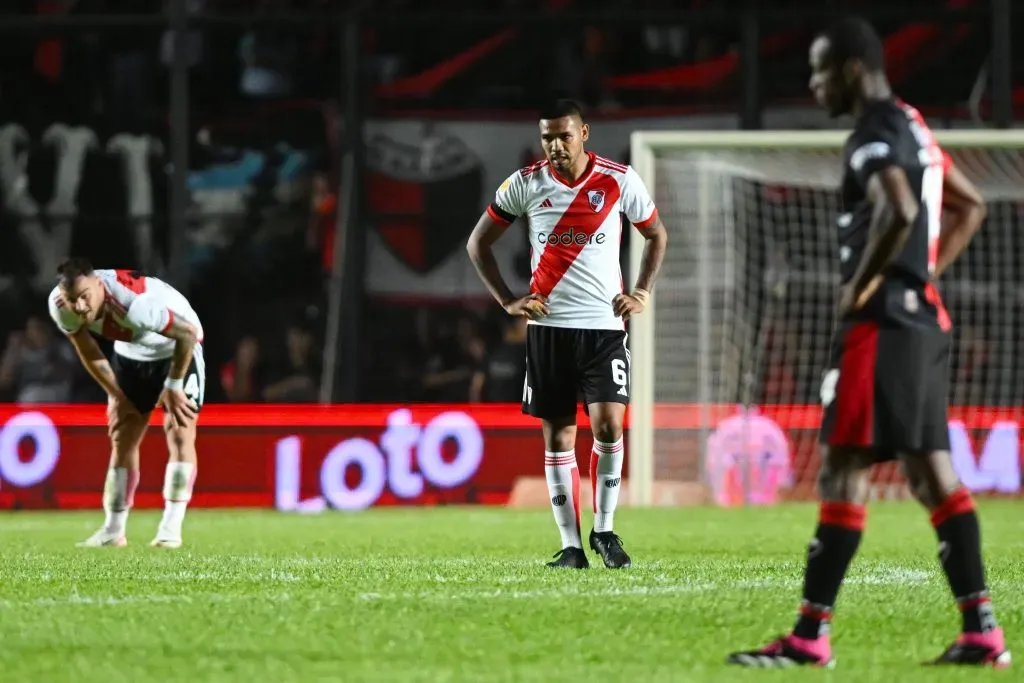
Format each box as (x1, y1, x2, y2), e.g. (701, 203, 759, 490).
(621, 166, 659, 228)
(124, 293, 174, 335)
(47, 288, 83, 335)
(847, 121, 901, 189)
(486, 171, 527, 226)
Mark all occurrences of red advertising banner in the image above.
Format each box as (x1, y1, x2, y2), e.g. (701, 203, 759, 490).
(0, 404, 1019, 510)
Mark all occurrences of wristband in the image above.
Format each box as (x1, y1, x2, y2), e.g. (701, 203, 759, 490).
(164, 377, 184, 391)
(632, 288, 651, 308)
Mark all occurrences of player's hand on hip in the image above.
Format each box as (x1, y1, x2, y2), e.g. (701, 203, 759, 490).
(838, 277, 881, 318)
(504, 293, 549, 320)
(160, 388, 197, 428)
(613, 290, 648, 320)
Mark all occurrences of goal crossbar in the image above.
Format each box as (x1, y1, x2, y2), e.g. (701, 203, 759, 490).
(627, 127, 1024, 508)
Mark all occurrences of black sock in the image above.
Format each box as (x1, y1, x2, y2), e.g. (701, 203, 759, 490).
(931, 488, 998, 634)
(792, 502, 865, 640)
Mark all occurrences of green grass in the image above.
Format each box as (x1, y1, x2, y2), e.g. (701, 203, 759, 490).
(1, 502, 1021, 682)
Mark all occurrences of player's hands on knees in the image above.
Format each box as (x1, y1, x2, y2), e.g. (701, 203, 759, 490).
(107, 391, 140, 431)
(504, 293, 549, 320)
(612, 291, 647, 320)
(160, 388, 197, 429)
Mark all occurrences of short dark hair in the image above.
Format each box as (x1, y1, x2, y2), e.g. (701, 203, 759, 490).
(539, 98, 585, 122)
(821, 16, 885, 72)
(56, 257, 94, 289)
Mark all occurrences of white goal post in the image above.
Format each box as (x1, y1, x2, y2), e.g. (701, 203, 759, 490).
(628, 129, 1024, 508)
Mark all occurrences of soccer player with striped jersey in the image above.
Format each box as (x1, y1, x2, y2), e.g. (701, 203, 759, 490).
(47, 258, 206, 549)
(727, 18, 1008, 668)
(467, 99, 668, 569)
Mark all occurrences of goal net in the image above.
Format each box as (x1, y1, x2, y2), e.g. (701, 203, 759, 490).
(627, 130, 1024, 507)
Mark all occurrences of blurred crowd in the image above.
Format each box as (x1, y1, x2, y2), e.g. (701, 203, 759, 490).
(0, 0, 1019, 407)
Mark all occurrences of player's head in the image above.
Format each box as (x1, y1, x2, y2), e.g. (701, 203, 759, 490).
(538, 99, 589, 176)
(56, 257, 103, 322)
(809, 16, 885, 117)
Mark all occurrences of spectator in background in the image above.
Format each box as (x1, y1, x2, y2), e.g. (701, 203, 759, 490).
(760, 317, 797, 404)
(952, 323, 992, 406)
(102, 0, 161, 133)
(161, 0, 205, 68)
(472, 315, 527, 402)
(238, 0, 298, 99)
(0, 315, 76, 403)
(263, 324, 320, 402)
(220, 335, 263, 402)
(421, 314, 485, 402)
(307, 171, 338, 275)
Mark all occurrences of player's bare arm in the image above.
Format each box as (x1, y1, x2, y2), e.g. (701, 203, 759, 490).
(66, 328, 125, 400)
(158, 315, 200, 427)
(466, 212, 549, 319)
(66, 328, 140, 427)
(613, 216, 668, 320)
(842, 166, 919, 313)
(933, 163, 987, 278)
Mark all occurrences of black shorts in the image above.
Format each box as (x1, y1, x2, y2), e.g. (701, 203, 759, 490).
(522, 324, 630, 420)
(819, 322, 950, 458)
(112, 345, 207, 415)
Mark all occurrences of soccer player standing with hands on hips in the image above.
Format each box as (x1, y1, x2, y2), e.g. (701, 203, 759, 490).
(467, 100, 668, 569)
(728, 17, 1009, 668)
(48, 258, 206, 550)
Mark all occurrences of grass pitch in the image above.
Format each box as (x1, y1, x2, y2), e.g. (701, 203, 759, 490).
(1, 502, 1021, 682)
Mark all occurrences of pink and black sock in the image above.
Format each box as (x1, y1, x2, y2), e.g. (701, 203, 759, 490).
(931, 487, 999, 634)
(792, 502, 866, 640)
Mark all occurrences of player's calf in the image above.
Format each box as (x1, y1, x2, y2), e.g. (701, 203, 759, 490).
(588, 405, 628, 568)
(84, 412, 145, 546)
(729, 451, 869, 666)
(154, 418, 198, 547)
(152, 460, 195, 548)
(911, 485, 1009, 664)
(544, 449, 583, 561)
(902, 452, 1008, 661)
(101, 465, 140, 535)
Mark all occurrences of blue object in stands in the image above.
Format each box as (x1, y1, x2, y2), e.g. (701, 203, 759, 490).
(187, 144, 309, 191)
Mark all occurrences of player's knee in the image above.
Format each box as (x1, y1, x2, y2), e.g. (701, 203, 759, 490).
(901, 451, 961, 510)
(816, 459, 870, 503)
(586, 403, 624, 444)
(907, 477, 942, 509)
(109, 414, 146, 454)
(542, 417, 577, 452)
(164, 422, 196, 459)
(591, 420, 622, 444)
(905, 470, 956, 509)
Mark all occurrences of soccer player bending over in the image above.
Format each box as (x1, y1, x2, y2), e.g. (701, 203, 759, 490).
(728, 17, 1009, 668)
(48, 258, 205, 549)
(467, 99, 668, 569)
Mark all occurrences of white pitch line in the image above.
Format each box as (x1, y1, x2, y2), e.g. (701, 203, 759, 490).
(357, 568, 945, 602)
(0, 592, 293, 610)
(358, 577, 796, 602)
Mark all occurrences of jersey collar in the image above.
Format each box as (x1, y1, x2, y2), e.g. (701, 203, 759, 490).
(101, 283, 126, 318)
(548, 151, 596, 188)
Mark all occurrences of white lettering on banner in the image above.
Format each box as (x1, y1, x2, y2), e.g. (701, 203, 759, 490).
(0, 124, 96, 291)
(948, 420, 1020, 494)
(0, 412, 60, 489)
(0, 124, 164, 290)
(108, 134, 165, 273)
(274, 408, 485, 512)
